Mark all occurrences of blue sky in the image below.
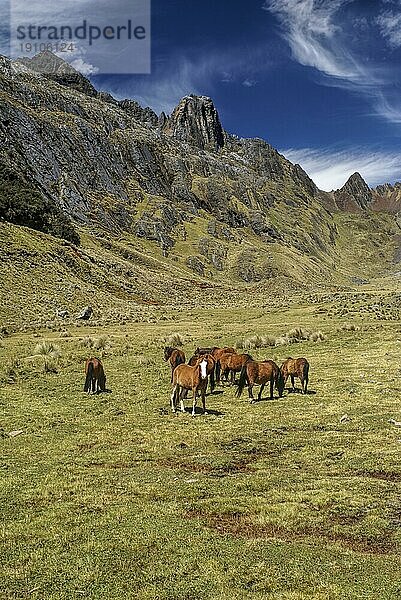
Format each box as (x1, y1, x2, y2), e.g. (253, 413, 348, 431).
(3, 0, 401, 190)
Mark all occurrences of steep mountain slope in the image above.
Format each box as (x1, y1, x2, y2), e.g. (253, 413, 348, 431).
(0, 51, 399, 326)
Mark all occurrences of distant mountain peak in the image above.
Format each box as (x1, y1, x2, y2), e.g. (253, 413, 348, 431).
(334, 171, 372, 211)
(342, 171, 369, 190)
(15, 50, 77, 75)
(162, 95, 225, 150)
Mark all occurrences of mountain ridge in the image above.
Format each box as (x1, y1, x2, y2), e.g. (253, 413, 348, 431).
(0, 51, 400, 326)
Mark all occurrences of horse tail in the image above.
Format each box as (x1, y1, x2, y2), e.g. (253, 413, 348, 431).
(235, 365, 248, 398)
(275, 365, 285, 397)
(84, 361, 93, 392)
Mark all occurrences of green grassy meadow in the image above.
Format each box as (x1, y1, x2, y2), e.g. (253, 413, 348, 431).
(1, 298, 401, 599)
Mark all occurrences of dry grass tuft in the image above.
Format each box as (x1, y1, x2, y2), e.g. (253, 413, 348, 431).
(34, 341, 60, 358)
(163, 332, 185, 347)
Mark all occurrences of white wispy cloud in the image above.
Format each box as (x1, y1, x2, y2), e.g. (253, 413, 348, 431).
(263, 0, 401, 125)
(281, 146, 401, 190)
(376, 8, 401, 47)
(100, 47, 272, 115)
(262, 0, 367, 82)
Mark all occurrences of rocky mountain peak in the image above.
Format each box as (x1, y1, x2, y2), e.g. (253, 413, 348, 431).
(334, 171, 372, 211)
(15, 51, 99, 97)
(162, 95, 225, 151)
(16, 50, 77, 75)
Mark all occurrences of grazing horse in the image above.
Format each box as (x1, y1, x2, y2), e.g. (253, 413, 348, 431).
(211, 347, 236, 383)
(171, 356, 210, 416)
(188, 353, 216, 392)
(84, 357, 106, 393)
(164, 346, 186, 382)
(280, 357, 309, 394)
(235, 359, 284, 402)
(220, 352, 253, 385)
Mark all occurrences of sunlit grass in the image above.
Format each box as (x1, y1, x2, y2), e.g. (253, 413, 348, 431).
(1, 301, 401, 599)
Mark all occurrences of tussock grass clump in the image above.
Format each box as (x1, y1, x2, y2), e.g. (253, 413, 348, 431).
(164, 333, 185, 347)
(94, 335, 109, 350)
(239, 334, 277, 350)
(81, 336, 95, 348)
(243, 335, 263, 350)
(59, 330, 70, 338)
(337, 323, 361, 332)
(81, 335, 110, 351)
(34, 341, 61, 358)
(133, 355, 155, 367)
(33, 341, 61, 373)
(2, 357, 22, 383)
(236, 328, 326, 349)
(286, 327, 310, 341)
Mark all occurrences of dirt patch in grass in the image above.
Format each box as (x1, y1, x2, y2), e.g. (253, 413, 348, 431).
(357, 470, 401, 482)
(185, 510, 398, 555)
(158, 437, 289, 476)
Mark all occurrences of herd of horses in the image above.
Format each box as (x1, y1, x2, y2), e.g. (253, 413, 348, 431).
(164, 346, 310, 416)
(82, 346, 310, 417)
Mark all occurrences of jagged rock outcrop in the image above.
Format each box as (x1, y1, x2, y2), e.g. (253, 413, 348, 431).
(371, 182, 401, 214)
(118, 100, 158, 127)
(162, 95, 225, 150)
(333, 172, 372, 212)
(0, 51, 347, 282)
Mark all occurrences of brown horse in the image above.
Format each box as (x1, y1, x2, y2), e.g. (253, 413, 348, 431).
(220, 352, 253, 384)
(211, 347, 236, 383)
(187, 353, 216, 392)
(84, 357, 106, 393)
(164, 346, 186, 382)
(171, 356, 210, 416)
(194, 346, 217, 356)
(236, 359, 284, 402)
(280, 357, 309, 394)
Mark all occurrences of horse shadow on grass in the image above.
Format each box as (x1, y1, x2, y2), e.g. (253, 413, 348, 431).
(286, 388, 316, 395)
(183, 407, 225, 417)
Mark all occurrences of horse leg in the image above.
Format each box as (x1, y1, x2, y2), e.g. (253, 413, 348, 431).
(201, 386, 207, 415)
(258, 383, 265, 402)
(290, 374, 295, 392)
(304, 374, 308, 394)
(171, 385, 178, 412)
(179, 387, 186, 413)
(270, 378, 274, 400)
(192, 386, 198, 416)
(248, 384, 254, 403)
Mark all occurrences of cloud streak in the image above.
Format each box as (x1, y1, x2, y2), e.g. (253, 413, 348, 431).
(97, 46, 273, 115)
(263, 0, 366, 82)
(281, 146, 401, 190)
(263, 0, 401, 125)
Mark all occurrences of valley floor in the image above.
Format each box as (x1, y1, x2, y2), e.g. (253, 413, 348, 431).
(1, 299, 401, 599)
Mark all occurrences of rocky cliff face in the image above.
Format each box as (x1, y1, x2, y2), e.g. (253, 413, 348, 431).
(162, 95, 225, 150)
(3, 51, 399, 287)
(371, 182, 401, 215)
